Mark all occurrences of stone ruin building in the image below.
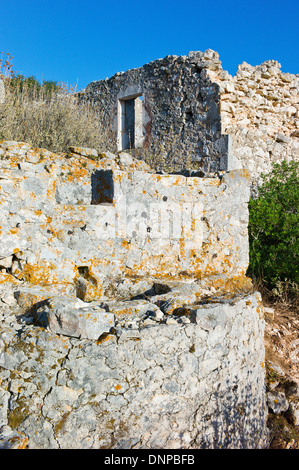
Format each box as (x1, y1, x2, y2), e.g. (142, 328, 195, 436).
(0, 49, 298, 449)
(85, 49, 298, 188)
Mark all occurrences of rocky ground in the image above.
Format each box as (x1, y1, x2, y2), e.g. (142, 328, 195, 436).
(263, 295, 299, 449)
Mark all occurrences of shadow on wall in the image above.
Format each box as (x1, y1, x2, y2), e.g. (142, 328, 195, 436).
(91, 170, 114, 204)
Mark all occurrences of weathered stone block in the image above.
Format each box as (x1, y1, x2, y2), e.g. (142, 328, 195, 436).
(46, 296, 115, 340)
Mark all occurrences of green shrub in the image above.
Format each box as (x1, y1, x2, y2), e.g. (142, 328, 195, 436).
(247, 160, 299, 295)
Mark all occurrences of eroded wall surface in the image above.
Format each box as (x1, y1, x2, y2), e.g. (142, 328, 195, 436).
(0, 291, 268, 449)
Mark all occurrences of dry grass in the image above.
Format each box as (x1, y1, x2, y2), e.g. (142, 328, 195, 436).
(251, 275, 299, 314)
(0, 53, 113, 154)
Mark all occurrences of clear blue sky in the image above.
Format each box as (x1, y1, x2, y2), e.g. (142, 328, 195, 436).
(0, 0, 298, 90)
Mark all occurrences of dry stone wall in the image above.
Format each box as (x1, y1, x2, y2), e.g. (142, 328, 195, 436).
(0, 141, 268, 448)
(0, 48, 296, 449)
(211, 58, 299, 188)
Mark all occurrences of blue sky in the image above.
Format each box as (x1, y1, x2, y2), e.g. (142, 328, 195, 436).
(0, 0, 298, 90)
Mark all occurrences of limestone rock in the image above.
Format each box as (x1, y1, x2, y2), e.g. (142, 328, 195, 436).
(267, 391, 289, 414)
(0, 426, 29, 449)
(287, 402, 299, 426)
(45, 296, 115, 340)
(15, 284, 77, 310)
(0, 256, 13, 269)
(68, 146, 98, 158)
(0, 292, 268, 449)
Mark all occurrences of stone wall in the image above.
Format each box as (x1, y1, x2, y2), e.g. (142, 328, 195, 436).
(0, 291, 267, 449)
(0, 141, 268, 448)
(85, 50, 298, 185)
(85, 50, 229, 173)
(0, 141, 251, 301)
(211, 58, 299, 188)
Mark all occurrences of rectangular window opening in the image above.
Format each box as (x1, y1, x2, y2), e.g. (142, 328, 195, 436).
(119, 93, 143, 151)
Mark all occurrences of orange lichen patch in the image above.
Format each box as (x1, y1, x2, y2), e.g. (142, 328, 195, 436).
(12, 267, 24, 281)
(256, 306, 264, 319)
(46, 227, 65, 242)
(61, 218, 86, 227)
(114, 384, 122, 391)
(34, 210, 43, 216)
(95, 333, 113, 345)
(122, 239, 130, 249)
(29, 192, 37, 200)
(114, 173, 123, 184)
(7, 157, 21, 168)
(62, 204, 87, 214)
(40, 216, 53, 229)
(46, 181, 56, 200)
(207, 178, 221, 187)
(179, 238, 187, 259)
(112, 307, 132, 317)
(65, 165, 88, 182)
(229, 168, 250, 180)
(0, 273, 21, 285)
(22, 263, 59, 285)
(9, 227, 20, 235)
(211, 273, 252, 294)
(95, 334, 114, 345)
(25, 149, 40, 162)
(9, 433, 29, 449)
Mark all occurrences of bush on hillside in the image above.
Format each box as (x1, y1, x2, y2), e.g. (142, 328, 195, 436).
(247, 160, 299, 303)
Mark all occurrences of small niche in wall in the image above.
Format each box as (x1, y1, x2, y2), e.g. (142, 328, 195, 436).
(91, 170, 114, 204)
(185, 109, 194, 123)
(118, 90, 144, 151)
